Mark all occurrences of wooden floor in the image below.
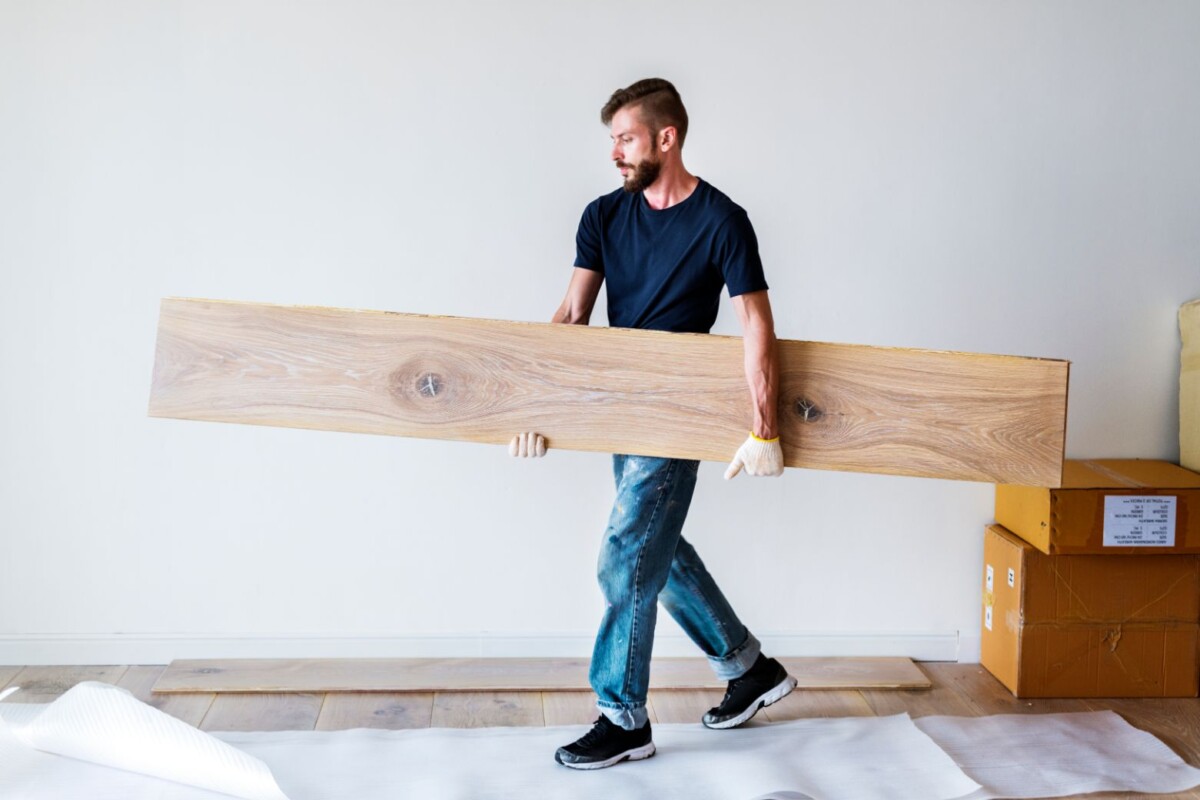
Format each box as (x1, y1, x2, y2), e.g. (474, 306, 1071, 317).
(2, 662, 1199, 799)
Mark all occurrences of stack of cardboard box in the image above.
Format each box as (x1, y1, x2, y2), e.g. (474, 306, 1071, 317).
(982, 459, 1200, 697)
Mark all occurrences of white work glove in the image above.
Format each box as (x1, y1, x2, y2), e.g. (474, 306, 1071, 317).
(509, 432, 547, 458)
(724, 432, 784, 479)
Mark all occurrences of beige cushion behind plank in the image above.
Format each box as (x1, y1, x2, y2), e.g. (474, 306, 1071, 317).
(1183, 299, 1200, 472)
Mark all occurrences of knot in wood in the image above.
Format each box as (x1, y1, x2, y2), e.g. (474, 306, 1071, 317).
(794, 397, 822, 423)
(416, 373, 444, 399)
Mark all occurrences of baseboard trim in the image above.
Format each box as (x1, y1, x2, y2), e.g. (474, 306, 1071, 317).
(0, 631, 967, 666)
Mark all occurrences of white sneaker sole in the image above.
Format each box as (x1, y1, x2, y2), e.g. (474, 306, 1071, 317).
(557, 741, 656, 770)
(705, 675, 798, 730)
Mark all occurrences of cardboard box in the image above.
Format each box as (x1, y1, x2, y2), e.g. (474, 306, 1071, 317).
(995, 459, 1200, 554)
(980, 524, 1199, 698)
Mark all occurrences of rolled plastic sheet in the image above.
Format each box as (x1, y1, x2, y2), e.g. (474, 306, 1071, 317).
(0, 681, 288, 799)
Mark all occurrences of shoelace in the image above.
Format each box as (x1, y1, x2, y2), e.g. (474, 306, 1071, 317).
(577, 717, 615, 746)
(719, 666, 763, 706)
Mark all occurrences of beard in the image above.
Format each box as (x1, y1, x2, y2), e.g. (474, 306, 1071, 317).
(619, 155, 662, 194)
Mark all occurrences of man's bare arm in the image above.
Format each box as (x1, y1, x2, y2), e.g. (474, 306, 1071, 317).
(724, 290, 783, 479)
(552, 267, 604, 325)
(731, 290, 779, 440)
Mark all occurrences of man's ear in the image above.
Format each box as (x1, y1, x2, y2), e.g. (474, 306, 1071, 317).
(659, 126, 678, 152)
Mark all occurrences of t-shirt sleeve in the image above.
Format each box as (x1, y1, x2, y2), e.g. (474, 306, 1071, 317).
(573, 200, 604, 274)
(715, 209, 768, 297)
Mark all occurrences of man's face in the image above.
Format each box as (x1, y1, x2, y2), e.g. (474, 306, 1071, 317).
(609, 106, 661, 193)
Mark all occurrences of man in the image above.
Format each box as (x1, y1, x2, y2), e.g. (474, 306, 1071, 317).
(510, 78, 795, 770)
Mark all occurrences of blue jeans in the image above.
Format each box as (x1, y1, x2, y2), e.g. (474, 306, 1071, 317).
(590, 454, 761, 730)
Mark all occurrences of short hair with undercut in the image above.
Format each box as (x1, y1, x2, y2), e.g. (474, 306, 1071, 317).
(600, 78, 689, 148)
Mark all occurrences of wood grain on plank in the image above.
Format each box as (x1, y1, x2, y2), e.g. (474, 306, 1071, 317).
(315, 692, 434, 730)
(115, 665, 214, 726)
(928, 663, 1092, 717)
(0, 666, 25, 691)
(541, 691, 600, 727)
(153, 656, 929, 693)
(0, 665, 128, 703)
(648, 690, 720, 724)
(861, 663, 977, 719)
(762, 689, 876, 722)
(199, 692, 324, 732)
(149, 298, 1068, 485)
(779, 656, 929, 690)
(430, 691, 544, 728)
(156, 657, 593, 693)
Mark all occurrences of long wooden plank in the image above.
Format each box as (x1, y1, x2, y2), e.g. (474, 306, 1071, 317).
(149, 298, 1068, 485)
(152, 656, 928, 693)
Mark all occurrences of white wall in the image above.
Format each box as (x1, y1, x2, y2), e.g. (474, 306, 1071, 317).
(1, 1, 1198, 666)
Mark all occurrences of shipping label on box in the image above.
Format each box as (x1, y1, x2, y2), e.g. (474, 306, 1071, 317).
(1103, 496, 1177, 546)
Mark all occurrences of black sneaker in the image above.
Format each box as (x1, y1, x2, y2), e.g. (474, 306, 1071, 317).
(554, 715, 655, 769)
(702, 654, 797, 729)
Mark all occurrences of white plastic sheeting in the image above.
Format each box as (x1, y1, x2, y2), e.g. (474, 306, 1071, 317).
(2, 682, 1199, 800)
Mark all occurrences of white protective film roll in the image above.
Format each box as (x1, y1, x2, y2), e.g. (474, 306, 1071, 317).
(0, 681, 287, 800)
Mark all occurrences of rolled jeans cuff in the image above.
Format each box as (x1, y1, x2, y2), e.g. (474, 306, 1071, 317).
(596, 702, 649, 731)
(709, 631, 762, 681)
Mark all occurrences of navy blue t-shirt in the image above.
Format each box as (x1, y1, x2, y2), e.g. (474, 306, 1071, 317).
(573, 178, 768, 334)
